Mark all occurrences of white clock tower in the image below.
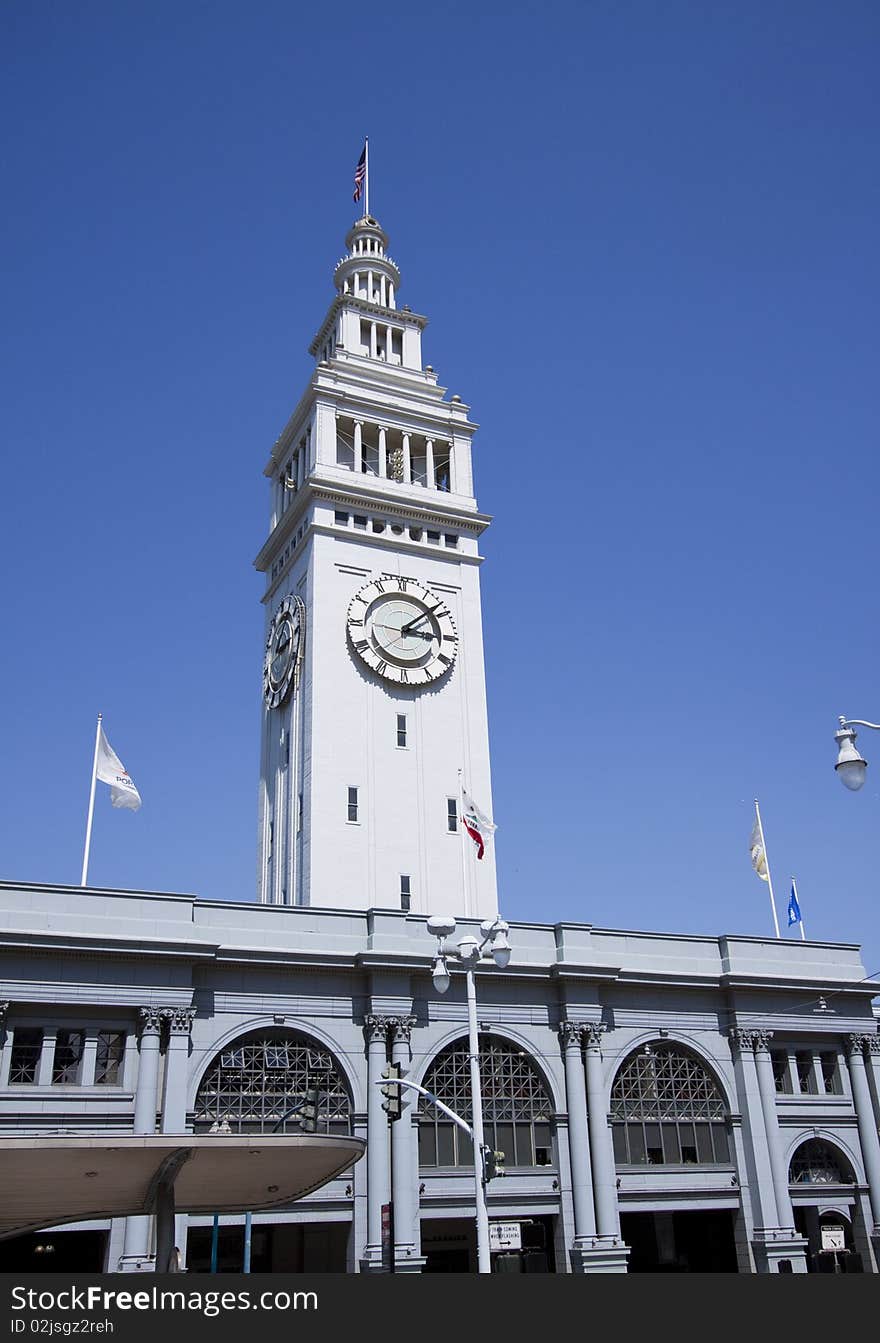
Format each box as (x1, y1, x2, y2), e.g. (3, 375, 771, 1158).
(255, 213, 497, 919)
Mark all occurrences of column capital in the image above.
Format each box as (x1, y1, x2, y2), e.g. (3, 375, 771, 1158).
(845, 1033, 873, 1057)
(138, 1007, 165, 1037)
(728, 1027, 756, 1054)
(364, 1014, 393, 1043)
(388, 1015, 418, 1044)
(582, 1024, 605, 1051)
(165, 1007, 196, 1036)
(0, 1002, 9, 1028)
(864, 1035, 880, 1056)
(559, 1021, 587, 1048)
(752, 1029, 774, 1053)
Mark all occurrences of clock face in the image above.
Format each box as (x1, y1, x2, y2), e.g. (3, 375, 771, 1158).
(346, 576, 457, 686)
(263, 595, 305, 708)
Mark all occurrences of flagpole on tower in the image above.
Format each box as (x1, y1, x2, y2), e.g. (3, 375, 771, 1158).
(81, 714, 103, 887)
(754, 798, 781, 939)
(364, 136, 369, 218)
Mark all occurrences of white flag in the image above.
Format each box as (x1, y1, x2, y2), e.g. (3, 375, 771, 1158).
(95, 726, 142, 811)
(749, 817, 768, 881)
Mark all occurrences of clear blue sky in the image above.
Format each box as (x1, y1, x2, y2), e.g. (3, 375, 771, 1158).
(2, 2, 879, 978)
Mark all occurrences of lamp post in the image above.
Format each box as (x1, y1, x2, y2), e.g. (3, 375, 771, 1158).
(426, 913, 511, 1275)
(834, 716, 876, 792)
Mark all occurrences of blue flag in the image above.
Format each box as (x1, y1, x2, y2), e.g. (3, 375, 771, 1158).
(787, 881, 802, 927)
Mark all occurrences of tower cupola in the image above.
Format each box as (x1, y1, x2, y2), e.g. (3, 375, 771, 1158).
(333, 215, 401, 309)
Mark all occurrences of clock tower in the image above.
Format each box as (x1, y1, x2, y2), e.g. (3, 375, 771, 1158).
(255, 214, 497, 919)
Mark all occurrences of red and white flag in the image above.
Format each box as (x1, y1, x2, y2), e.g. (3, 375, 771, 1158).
(353, 144, 367, 203)
(461, 788, 496, 860)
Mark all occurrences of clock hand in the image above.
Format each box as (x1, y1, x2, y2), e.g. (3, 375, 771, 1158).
(400, 614, 430, 636)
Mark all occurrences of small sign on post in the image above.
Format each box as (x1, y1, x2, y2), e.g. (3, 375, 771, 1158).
(489, 1221, 522, 1252)
(820, 1224, 847, 1252)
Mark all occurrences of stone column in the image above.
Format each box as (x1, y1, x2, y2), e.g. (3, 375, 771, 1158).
(121, 1008, 164, 1268)
(369, 321, 377, 359)
(402, 434, 411, 484)
(353, 421, 363, 474)
(866, 1035, 880, 1122)
(582, 1025, 619, 1238)
(161, 1008, 195, 1133)
(389, 1015, 425, 1272)
(361, 1015, 391, 1272)
(425, 439, 435, 489)
(559, 1023, 597, 1247)
(752, 1030, 795, 1230)
(388, 281, 395, 308)
(378, 427, 387, 479)
(846, 1035, 880, 1234)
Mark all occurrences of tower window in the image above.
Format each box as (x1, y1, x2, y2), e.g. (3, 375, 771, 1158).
(372, 520, 385, 533)
(334, 511, 349, 526)
(400, 875, 411, 912)
(347, 787, 359, 823)
(771, 1051, 792, 1094)
(396, 715, 407, 748)
(353, 515, 367, 530)
(427, 530, 440, 544)
(409, 527, 423, 542)
(444, 534, 458, 548)
(447, 798, 458, 833)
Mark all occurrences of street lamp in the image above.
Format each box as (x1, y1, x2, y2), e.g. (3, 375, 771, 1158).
(426, 913, 512, 1275)
(834, 716, 875, 792)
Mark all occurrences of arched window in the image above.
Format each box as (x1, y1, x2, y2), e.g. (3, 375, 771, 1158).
(418, 1035, 554, 1169)
(611, 1044, 730, 1166)
(193, 1030, 351, 1135)
(789, 1139, 854, 1185)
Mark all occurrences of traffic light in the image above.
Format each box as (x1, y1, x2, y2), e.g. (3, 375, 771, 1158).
(380, 1063, 401, 1119)
(297, 1086, 320, 1133)
(482, 1147, 506, 1181)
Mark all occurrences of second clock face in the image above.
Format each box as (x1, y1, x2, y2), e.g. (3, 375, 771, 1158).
(346, 576, 458, 686)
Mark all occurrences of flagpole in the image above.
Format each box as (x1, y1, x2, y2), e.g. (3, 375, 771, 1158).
(81, 714, 102, 887)
(364, 136, 369, 218)
(754, 798, 781, 939)
(458, 769, 470, 918)
(792, 876, 806, 940)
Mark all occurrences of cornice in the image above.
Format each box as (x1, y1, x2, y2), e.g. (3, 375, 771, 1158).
(0, 930, 219, 962)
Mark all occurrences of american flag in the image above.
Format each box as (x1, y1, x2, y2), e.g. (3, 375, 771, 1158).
(353, 145, 366, 203)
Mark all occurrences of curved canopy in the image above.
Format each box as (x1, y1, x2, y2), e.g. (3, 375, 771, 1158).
(0, 1133, 365, 1241)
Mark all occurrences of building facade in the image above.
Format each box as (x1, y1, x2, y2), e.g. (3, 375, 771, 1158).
(1, 214, 879, 1274)
(0, 883, 879, 1273)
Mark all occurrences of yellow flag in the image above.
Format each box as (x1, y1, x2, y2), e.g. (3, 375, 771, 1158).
(749, 818, 768, 881)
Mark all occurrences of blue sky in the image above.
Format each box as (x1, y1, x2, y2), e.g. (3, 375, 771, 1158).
(2, 2, 879, 979)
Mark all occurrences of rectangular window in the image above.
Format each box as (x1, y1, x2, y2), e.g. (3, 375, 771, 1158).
(347, 786, 359, 823)
(400, 875, 411, 912)
(8, 1028, 42, 1085)
(771, 1050, 792, 1094)
(52, 1029, 85, 1084)
(447, 798, 458, 833)
(426, 530, 440, 544)
(820, 1051, 841, 1094)
(334, 510, 349, 525)
(444, 534, 458, 548)
(353, 514, 367, 530)
(796, 1050, 817, 1094)
(396, 714, 407, 748)
(95, 1031, 125, 1085)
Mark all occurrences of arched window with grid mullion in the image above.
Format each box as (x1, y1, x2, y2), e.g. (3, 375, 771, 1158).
(610, 1044, 731, 1167)
(418, 1035, 555, 1170)
(788, 1138, 854, 1185)
(193, 1030, 352, 1135)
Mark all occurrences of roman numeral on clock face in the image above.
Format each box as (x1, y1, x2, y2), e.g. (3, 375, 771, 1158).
(353, 638, 369, 653)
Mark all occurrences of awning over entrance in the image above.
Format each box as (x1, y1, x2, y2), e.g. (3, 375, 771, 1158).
(0, 1134, 365, 1241)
